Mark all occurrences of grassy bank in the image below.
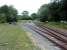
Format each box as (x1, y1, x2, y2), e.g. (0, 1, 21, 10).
(0, 23, 39, 50)
(44, 22, 67, 29)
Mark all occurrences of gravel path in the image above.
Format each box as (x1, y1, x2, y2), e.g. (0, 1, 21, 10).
(20, 23, 62, 50)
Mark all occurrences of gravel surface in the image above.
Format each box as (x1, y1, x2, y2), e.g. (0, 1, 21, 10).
(21, 23, 62, 50)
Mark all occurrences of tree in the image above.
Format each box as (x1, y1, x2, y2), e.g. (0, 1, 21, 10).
(21, 11, 31, 20)
(49, 0, 67, 22)
(48, 2, 60, 22)
(31, 13, 38, 20)
(8, 5, 18, 22)
(59, 0, 67, 21)
(37, 0, 67, 22)
(0, 5, 18, 23)
(37, 4, 49, 22)
(0, 5, 9, 23)
(22, 11, 29, 16)
(0, 13, 6, 23)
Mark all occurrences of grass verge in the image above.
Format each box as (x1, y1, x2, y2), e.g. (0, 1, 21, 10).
(44, 22, 67, 29)
(0, 23, 39, 50)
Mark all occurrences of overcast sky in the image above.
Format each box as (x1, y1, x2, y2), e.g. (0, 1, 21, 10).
(0, 0, 50, 14)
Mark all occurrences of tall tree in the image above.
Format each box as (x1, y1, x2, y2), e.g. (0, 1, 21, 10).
(21, 11, 30, 20)
(8, 5, 18, 22)
(37, 4, 49, 22)
(31, 13, 38, 20)
(0, 5, 18, 23)
(0, 5, 9, 22)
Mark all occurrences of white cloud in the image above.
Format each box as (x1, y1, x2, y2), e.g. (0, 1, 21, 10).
(0, 0, 50, 14)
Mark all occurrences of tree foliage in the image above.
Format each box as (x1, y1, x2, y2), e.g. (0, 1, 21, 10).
(37, 4, 49, 22)
(21, 11, 32, 20)
(37, 0, 67, 22)
(31, 13, 38, 20)
(0, 5, 18, 23)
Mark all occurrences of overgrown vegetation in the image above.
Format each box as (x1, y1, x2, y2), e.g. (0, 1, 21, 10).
(0, 0, 67, 23)
(37, 0, 67, 22)
(0, 5, 18, 23)
(44, 22, 67, 29)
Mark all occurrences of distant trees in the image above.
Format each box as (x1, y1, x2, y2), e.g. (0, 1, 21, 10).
(21, 11, 32, 20)
(19, 11, 38, 20)
(0, 5, 18, 23)
(1, 0, 67, 23)
(37, 0, 67, 22)
(31, 13, 38, 20)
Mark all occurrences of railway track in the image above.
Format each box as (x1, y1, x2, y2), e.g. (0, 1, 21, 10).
(34, 23, 67, 43)
(34, 22, 67, 37)
(24, 23, 67, 50)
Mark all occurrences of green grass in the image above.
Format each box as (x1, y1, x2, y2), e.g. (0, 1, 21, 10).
(0, 23, 39, 50)
(44, 22, 67, 29)
(18, 20, 32, 23)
